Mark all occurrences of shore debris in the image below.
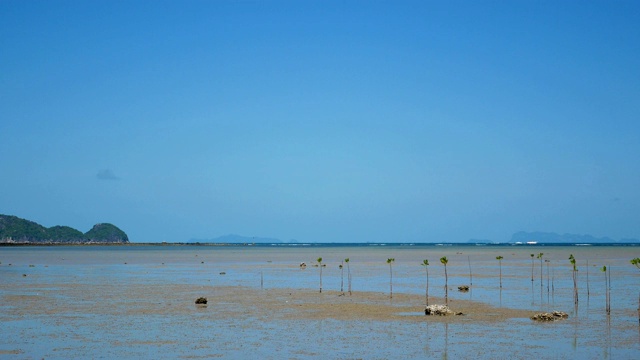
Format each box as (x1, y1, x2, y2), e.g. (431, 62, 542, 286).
(530, 311, 568, 321)
(425, 304, 454, 316)
(458, 285, 469, 292)
(195, 297, 208, 305)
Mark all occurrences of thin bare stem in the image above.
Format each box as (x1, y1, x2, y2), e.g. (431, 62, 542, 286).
(586, 259, 590, 298)
(317, 257, 323, 293)
(467, 255, 472, 286)
(530, 254, 535, 282)
(387, 258, 395, 299)
(345, 258, 351, 295)
(440, 256, 449, 305)
(340, 260, 344, 294)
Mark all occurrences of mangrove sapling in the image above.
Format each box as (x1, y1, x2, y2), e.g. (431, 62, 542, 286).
(569, 254, 578, 305)
(440, 256, 449, 305)
(340, 261, 344, 294)
(601, 265, 610, 315)
(422, 259, 430, 306)
(608, 266, 612, 315)
(387, 258, 395, 299)
(537, 253, 544, 304)
(317, 257, 323, 293)
(496, 256, 504, 288)
(345, 258, 352, 295)
(632, 258, 640, 324)
(530, 254, 535, 282)
(537, 253, 544, 287)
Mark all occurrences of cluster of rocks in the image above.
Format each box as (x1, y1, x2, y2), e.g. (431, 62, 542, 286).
(530, 311, 569, 321)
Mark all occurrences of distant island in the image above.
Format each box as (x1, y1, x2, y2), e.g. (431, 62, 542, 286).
(0, 214, 129, 244)
(507, 231, 639, 244)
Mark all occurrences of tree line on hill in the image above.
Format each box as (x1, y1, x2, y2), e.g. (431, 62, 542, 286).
(0, 214, 129, 244)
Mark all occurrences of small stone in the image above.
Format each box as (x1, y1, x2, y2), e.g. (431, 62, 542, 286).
(195, 297, 208, 305)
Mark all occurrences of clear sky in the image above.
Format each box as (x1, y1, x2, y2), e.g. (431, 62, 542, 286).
(1, 1, 639, 243)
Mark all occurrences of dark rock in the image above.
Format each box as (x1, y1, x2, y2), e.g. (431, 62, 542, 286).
(195, 297, 208, 305)
(530, 311, 568, 321)
(425, 304, 453, 316)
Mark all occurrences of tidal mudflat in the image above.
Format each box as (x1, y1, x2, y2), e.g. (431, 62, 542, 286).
(1, 245, 639, 359)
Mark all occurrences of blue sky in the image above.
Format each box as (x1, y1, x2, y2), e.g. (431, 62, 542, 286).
(1, 1, 639, 243)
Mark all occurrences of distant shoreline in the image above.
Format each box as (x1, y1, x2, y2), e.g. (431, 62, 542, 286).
(2, 242, 639, 247)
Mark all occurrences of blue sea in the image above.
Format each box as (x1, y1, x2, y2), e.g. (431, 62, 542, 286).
(1, 243, 639, 359)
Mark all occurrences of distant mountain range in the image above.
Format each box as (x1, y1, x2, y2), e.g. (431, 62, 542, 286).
(0, 214, 129, 244)
(507, 231, 639, 244)
(189, 234, 297, 244)
(6, 214, 633, 245)
(197, 232, 640, 245)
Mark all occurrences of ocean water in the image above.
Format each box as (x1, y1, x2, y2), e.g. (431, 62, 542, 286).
(1, 244, 639, 359)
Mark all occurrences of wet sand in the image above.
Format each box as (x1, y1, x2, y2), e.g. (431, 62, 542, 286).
(5, 281, 533, 322)
(1, 245, 639, 359)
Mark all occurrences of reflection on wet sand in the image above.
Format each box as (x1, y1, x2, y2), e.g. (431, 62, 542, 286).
(0, 245, 638, 359)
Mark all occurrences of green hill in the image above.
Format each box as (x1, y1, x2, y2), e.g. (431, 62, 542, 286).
(46, 225, 86, 242)
(85, 223, 129, 243)
(0, 214, 129, 244)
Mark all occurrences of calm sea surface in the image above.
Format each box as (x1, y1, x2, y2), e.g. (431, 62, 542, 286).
(1, 244, 639, 359)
